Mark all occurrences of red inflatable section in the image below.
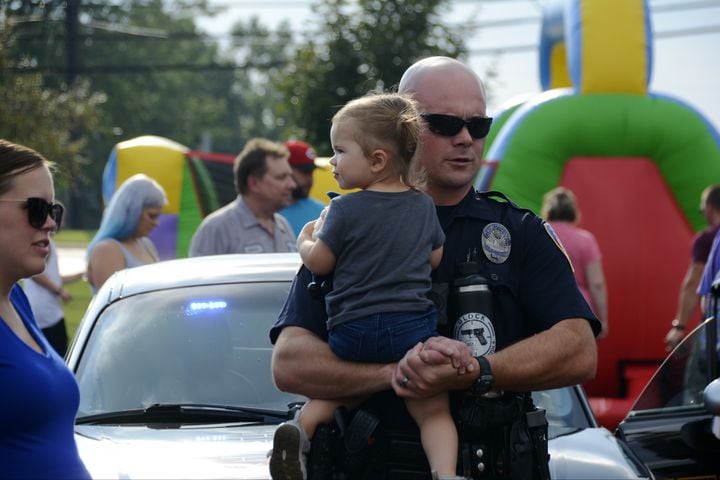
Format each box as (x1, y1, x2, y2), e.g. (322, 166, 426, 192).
(558, 157, 696, 428)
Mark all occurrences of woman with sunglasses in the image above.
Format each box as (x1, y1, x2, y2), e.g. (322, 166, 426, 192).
(0, 139, 90, 478)
(86, 173, 167, 292)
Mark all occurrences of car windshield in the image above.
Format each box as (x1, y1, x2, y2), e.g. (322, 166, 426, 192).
(628, 317, 719, 416)
(532, 387, 594, 438)
(74, 282, 305, 418)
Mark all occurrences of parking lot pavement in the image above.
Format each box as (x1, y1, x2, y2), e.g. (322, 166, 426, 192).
(58, 246, 86, 277)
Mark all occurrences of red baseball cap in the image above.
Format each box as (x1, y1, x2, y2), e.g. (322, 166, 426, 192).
(285, 140, 317, 172)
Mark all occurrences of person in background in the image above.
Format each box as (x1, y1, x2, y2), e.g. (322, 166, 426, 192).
(23, 229, 84, 356)
(541, 186, 608, 338)
(0, 139, 90, 478)
(665, 184, 720, 351)
(189, 138, 297, 256)
(279, 140, 326, 237)
(698, 226, 720, 316)
(86, 173, 167, 292)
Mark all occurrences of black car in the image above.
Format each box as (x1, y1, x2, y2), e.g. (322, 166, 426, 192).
(616, 311, 720, 477)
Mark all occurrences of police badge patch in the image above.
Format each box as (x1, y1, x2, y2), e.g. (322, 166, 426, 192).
(481, 223, 511, 264)
(453, 312, 496, 357)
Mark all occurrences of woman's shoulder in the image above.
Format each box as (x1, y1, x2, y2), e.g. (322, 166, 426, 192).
(89, 238, 124, 259)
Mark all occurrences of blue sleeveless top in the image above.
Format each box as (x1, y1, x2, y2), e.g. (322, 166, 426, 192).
(0, 285, 90, 479)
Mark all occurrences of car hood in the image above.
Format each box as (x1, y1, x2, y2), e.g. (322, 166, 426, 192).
(549, 427, 647, 479)
(75, 423, 276, 479)
(76, 424, 646, 479)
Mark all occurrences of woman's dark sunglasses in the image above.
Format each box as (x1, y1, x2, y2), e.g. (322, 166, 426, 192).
(0, 197, 64, 232)
(421, 113, 493, 139)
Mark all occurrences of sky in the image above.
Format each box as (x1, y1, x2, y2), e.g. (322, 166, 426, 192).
(196, 0, 720, 132)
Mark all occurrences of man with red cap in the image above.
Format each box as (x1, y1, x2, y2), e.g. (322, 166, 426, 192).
(279, 140, 326, 237)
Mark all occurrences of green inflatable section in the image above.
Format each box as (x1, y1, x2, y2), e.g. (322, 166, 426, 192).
(490, 94, 720, 230)
(177, 162, 204, 258)
(485, 103, 522, 150)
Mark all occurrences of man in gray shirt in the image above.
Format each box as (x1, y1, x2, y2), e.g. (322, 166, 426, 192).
(189, 138, 297, 256)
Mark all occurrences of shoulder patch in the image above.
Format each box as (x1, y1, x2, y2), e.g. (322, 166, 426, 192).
(544, 222, 574, 272)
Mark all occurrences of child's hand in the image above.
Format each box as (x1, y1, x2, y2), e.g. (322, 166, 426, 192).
(312, 207, 329, 239)
(298, 220, 317, 248)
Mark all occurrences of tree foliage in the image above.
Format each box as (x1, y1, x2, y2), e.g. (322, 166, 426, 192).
(1, 0, 474, 226)
(227, 17, 295, 142)
(0, 20, 104, 189)
(2, 0, 241, 226)
(274, 0, 473, 155)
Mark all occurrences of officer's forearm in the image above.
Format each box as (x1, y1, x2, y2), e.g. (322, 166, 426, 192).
(488, 318, 597, 391)
(272, 326, 394, 399)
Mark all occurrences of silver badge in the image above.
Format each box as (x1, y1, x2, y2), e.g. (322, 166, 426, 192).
(453, 312, 496, 357)
(481, 223, 511, 264)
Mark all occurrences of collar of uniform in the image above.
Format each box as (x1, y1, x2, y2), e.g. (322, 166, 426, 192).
(436, 187, 502, 229)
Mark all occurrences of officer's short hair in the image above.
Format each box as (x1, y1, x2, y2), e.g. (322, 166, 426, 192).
(233, 138, 289, 195)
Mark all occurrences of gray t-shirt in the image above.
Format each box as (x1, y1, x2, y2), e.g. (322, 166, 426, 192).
(189, 197, 296, 256)
(318, 189, 445, 329)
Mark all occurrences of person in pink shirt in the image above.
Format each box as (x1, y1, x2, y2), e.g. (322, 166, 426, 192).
(541, 187, 608, 338)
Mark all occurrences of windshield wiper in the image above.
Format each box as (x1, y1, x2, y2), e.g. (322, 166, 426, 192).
(76, 403, 289, 426)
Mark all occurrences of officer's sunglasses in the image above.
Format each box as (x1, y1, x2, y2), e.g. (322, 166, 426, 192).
(0, 197, 64, 232)
(421, 113, 494, 140)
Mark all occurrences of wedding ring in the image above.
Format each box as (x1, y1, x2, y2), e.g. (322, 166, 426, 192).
(401, 376, 409, 387)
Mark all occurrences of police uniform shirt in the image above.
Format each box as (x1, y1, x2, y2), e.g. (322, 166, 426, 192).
(270, 188, 600, 347)
(189, 197, 296, 257)
(433, 189, 601, 353)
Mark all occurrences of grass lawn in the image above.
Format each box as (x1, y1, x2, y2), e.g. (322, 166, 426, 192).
(54, 229, 95, 341)
(63, 278, 93, 342)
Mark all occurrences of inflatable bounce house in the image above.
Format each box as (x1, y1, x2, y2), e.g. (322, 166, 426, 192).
(102, 135, 227, 260)
(102, 137, 350, 259)
(478, 0, 720, 429)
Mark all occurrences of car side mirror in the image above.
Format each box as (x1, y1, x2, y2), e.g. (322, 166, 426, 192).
(704, 378, 720, 440)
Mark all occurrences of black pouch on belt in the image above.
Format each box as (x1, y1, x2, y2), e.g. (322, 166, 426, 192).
(457, 394, 550, 480)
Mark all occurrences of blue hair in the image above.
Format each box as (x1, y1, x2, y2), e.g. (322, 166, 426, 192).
(86, 174, 167, 259)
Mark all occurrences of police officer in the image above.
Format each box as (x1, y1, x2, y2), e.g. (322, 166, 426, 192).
(270, 56, 601, 479)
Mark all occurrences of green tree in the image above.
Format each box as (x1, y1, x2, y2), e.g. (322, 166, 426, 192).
(0, 19, 104, 190)
(274, 0, 474, 154)
(3, 0, 243, 227)
(226, 17, 295, 143)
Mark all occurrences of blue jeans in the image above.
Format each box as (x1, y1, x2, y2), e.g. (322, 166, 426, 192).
(329, 307, 438, 363)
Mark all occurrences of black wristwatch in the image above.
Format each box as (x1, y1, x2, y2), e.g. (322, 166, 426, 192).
(472, 356, 495, 395)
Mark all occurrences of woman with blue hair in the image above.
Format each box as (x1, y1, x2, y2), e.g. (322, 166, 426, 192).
(86, 173, 167, 291)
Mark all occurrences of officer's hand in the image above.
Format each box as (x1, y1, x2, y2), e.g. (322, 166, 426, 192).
(394, 341, 468, 399)
(421, 337, 475, 374)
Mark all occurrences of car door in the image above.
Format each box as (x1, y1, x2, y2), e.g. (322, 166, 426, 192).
(615, 316, 720, 477)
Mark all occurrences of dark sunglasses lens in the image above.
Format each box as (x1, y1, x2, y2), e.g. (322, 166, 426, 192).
(467, 117, 493, 139)
(50, 204, 64, 232)
(26, 198, 47, 229)
(424, 114, 493, 139)
(426, 115, 464, 136)
(26, 198, 63, 231)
